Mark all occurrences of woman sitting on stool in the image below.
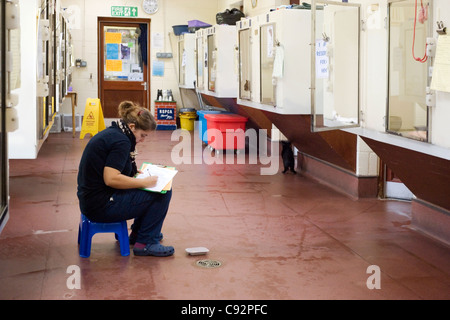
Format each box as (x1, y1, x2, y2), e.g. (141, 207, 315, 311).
(77, 101, 174, 257)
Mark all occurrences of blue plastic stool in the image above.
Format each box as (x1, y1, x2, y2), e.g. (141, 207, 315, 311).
(78, 214, 130, 258)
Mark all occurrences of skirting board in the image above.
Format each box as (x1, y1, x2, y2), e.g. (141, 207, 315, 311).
(299, 153, 378, 200)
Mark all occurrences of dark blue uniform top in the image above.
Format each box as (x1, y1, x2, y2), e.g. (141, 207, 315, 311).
(77, 122, 134, 217)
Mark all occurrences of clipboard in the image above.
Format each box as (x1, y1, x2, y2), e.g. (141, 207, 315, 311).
(136, 162, 177, 193)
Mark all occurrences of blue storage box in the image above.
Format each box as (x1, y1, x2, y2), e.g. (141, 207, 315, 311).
(197, 109, 230, 144)
(172, 25, 188, 35)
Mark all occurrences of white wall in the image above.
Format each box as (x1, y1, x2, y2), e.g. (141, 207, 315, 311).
(242, 0, 289, 16)
(59, 0, 220, 117)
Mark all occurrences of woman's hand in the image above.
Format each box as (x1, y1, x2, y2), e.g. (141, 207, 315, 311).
(140, 175, 158, 188)
(103, 166, 157, 189)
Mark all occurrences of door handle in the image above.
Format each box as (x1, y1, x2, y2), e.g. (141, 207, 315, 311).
(141, 82, 147, 90)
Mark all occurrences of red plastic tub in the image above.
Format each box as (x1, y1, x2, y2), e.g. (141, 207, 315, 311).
(204, 114, 248, 151)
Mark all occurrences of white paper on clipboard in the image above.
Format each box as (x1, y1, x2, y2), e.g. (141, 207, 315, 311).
(136, 163, 178, 193)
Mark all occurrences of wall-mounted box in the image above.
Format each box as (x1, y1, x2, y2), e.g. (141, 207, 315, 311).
(156, 52, 173, 58)
(237, 9, 315, 114)
(196, 24, 238, 98)
(236, 17, 260, 103)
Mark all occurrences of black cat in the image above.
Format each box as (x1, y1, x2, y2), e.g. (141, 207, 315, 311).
(281, 141, 296, 174)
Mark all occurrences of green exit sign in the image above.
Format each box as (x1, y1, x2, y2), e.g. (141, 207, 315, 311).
(111, 6, 138, 17)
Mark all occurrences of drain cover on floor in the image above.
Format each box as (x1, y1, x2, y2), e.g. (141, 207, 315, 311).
(196, 259, 222, 269)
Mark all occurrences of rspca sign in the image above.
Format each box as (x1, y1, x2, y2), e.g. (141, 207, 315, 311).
(157, 108, 175, 121)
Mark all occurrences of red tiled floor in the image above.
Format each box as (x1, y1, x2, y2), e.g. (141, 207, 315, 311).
(1, 131, 449, 300)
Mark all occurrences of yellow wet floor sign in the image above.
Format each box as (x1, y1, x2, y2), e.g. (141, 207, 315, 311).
(80, 98, 106, 139)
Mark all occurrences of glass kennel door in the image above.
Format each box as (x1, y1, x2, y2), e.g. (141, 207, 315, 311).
(0, 0, 8, 234)
(178, 37, 186, 86)
(387, 0, 430, 141)
(239, 28, 252, 100)
(207, 33, 217, 92)
(196, 33, 204, 90)
(310, 0, 361, 132)
(260, 23, 276, 105)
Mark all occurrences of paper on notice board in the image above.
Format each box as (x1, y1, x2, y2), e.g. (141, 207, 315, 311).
(106, 59, 122, 72)
(106, 43, 119, 60)
(105, 32, 122, 44)
(430, 35, 450, 93)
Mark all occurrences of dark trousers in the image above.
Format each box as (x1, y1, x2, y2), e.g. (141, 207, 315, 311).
(90, 189, 172, 245)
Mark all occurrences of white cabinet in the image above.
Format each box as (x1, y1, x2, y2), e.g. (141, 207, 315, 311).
(196, 25, 238, 98)
(237, 9, 315, 114)
(9, 0, 73, 158)
(237, 17, 260, 102)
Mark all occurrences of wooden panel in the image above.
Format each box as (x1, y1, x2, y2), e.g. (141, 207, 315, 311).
(263, 113, 357, 172)
(201, 96, 273, 133)
(362, 136, 450, 211)
(239, 105, 274, 137)
(103, 90, 146, 118)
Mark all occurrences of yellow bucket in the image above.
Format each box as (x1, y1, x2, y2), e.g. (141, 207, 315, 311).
(180, 114, 196, 131)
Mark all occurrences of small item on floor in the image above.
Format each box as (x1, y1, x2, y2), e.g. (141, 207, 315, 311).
(185, 247, 209, 256)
